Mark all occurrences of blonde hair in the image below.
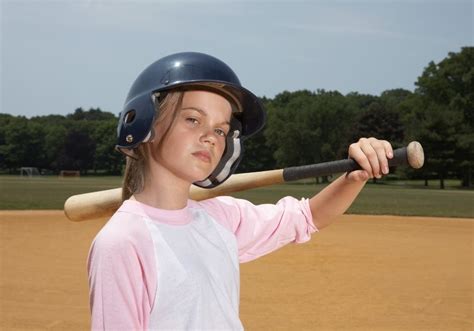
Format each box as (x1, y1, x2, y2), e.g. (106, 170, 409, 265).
(121, 91, 184, 201)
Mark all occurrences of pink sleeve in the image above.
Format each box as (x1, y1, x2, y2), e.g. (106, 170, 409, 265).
(197, 196, 318, 263)
(87, 216, 156, 330)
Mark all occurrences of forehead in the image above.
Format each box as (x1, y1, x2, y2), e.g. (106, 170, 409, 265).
(181, 90, 232, 119)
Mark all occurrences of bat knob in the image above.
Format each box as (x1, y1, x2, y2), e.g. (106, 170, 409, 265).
(406, 141, 424, 169)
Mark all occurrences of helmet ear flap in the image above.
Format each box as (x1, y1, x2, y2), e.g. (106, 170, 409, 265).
(193, 117, 243, 188)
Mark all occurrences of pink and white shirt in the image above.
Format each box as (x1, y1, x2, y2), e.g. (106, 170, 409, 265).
(87, 196, 317, 330)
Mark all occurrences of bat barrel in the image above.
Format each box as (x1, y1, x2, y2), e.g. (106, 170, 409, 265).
(64, 188, 122, 222)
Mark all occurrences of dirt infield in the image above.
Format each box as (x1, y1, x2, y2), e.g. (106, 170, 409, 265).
(1, 211, 472, 330)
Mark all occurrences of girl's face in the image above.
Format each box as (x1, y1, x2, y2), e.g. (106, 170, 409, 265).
(152, 90, 233, 184)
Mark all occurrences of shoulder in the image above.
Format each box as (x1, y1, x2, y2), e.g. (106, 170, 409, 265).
(190, 195, 241, 210)
(189, 196, 242, 216)
(90, 210, 151, 256)
(189, 196, 253, 232)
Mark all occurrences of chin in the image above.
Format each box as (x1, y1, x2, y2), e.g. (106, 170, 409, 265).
(187, 170, 213, 184)
(184, 161, 218, 183)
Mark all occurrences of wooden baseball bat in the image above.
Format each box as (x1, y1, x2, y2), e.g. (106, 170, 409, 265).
(64, 141, 424, 222)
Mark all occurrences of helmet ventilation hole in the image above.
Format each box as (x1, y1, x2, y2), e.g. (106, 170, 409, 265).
(124, 110, 136, 124)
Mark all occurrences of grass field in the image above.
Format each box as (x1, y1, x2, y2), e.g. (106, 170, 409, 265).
(0, 175, 472, 218)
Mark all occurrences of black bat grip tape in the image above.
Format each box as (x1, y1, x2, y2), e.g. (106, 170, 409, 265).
(282, 146, 408, 182)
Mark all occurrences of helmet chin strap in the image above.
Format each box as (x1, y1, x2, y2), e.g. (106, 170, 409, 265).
(142, 130, 153, 143)
(214, 130, 241, 183)
(115, 146, 139, 160)
(194, 129, 242, 188)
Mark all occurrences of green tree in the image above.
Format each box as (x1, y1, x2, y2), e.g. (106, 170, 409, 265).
(92, 120, 124, 174)
(349, 101, 404, 148)
(345, 92, 378, 110)
(0, 116, 46, 172)
(237, 130, 276, 173)
(266, 90, 320, 167)
(29, 114, 69, 172)
(44, 125, 67, 172)
(237, 98, 276, 173)
(415, 47, 474, 187)
(0, 114, 15, 171)
(58, 123, 96, 174)
(265, 90, 354, 183)
(380, 89, 413, 111)
(67, 107, 116, 121)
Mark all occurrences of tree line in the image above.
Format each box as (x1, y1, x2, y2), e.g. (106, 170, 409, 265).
(0, 47, 472, 188)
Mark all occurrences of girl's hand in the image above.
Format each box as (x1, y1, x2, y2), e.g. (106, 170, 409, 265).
(346, 137, 393, 182)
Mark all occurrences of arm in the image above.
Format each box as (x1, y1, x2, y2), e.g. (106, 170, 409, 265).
(199, 196, 317, 263)
(309, 137, 393, 229)
(87, 218, 156, 330)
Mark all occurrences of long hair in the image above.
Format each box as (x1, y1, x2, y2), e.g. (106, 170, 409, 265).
(121, 91, 184, 201)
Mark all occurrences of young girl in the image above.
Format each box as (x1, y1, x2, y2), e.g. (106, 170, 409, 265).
(87, 52, 393, 330)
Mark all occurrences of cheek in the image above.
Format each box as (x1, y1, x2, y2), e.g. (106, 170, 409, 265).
(217, 139, 227, 158)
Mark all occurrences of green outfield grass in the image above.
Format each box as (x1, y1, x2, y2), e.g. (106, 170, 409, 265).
(0, 175, 472, 218)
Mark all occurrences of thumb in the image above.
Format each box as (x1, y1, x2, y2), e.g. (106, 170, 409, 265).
(346, 170, 370, 182)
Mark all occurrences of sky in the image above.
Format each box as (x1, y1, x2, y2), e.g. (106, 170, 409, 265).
(1, 0, 472, 118)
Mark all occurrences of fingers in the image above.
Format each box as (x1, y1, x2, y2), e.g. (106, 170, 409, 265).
(348, 138, 393, 180)
(349, 141, 375, 178)
(381, 139, 393, 174)
(383, 140, 393, 159)
(361, 138, 383, 177)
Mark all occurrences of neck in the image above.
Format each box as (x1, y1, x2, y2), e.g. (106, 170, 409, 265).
(132, 164, 192, 210)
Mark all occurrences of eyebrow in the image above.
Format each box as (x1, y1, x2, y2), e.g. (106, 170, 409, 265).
(181, 106, 231, 126)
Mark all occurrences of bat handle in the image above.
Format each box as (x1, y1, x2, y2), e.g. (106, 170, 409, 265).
(283, 141, 424, 182)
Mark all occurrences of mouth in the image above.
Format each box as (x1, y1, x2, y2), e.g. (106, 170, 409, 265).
(192, 150, 212, 163)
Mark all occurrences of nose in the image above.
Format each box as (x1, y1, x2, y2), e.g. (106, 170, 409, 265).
(199, 126, 216, 146)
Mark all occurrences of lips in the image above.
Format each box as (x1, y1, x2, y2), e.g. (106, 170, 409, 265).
(192, 150, 211, 163)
